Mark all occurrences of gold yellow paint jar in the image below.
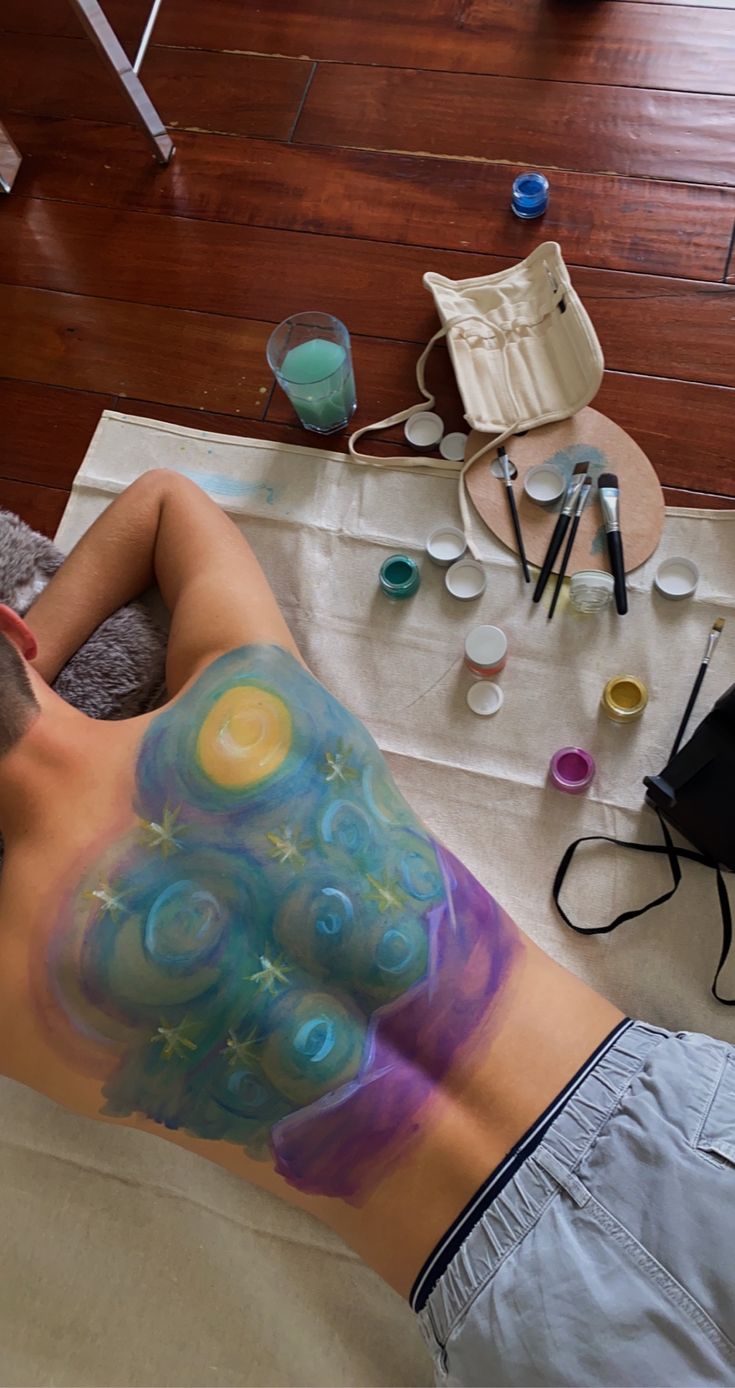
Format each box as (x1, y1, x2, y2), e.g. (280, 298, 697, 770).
(601, 675, 648, 724)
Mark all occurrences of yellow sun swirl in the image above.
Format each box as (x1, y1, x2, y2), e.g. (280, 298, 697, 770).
(196, 685, 292, 789)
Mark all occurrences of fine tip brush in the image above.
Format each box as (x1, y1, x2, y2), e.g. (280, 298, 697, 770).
(533, 462, 588, 604)
(497, 446, 530, 583)
(547, 476, 592, 620)
(669, 617, 725, 761)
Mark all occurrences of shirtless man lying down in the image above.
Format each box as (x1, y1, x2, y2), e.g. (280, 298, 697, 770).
(0, 469, 733, 1386)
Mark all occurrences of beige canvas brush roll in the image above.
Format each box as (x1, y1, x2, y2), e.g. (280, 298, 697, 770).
(348, 242, 604, 550)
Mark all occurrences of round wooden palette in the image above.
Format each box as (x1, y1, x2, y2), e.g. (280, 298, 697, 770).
(465, 407, 665, 574)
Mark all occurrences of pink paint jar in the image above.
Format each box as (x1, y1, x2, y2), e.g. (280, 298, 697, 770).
(464, 625, 508, 678)
(549, 746, 595, 795)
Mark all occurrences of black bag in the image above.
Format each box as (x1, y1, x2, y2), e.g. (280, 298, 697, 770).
(554, 683, 735, 1005)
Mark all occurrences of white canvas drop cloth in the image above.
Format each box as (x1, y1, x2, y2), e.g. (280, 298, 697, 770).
(1, 410, 734, 1387)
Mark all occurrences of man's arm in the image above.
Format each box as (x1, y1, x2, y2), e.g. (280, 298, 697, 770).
(25, 469, 301, 694)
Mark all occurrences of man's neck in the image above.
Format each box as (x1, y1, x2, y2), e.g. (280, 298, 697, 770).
(0, 693, 94, 844)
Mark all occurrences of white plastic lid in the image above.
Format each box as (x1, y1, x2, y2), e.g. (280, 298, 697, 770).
(524, 463, 566, 504)
(465, 624, 507, 666)
(439, 431, 468, 462)
(467, 681, 504, 716)
(654, 557, 699, 600)
(426, 525, 467, 566)
(445, 559, 487, 599)
(405, 411, 444, 449)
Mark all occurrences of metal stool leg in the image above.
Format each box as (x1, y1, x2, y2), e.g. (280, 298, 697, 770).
(0, 121, 22, 193)
(67, 0, 174, 165)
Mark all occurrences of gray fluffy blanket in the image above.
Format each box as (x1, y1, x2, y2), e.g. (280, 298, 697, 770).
(0, 508, 168, 866)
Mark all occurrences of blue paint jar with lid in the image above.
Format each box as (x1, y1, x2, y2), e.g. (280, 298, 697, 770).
(511, 171, 549, 220)
(379, 554, 421, 599)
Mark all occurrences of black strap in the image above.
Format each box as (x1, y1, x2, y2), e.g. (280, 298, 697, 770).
(553, 812, 735, 1006)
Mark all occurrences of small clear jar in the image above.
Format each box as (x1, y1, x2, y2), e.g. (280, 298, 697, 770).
(570, 570, 615, 614)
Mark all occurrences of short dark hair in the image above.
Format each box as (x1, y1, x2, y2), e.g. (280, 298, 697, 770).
(0, 632, 40, 757)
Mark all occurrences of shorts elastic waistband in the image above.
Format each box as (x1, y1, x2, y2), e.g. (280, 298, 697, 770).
(419, 1018, 670, 1348)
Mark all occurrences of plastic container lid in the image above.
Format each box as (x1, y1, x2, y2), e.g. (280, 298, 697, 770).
(549, 746, 595, 794)
(439, 432, 469, 462)
(426, 525, 467, 567)
(467, 681, 504, 717)
(445, 558, 487, 600)
(654, 557, 699, 601)
(465, 625, 507, 668)
(524, 463, 566, 505)
(404, 412, 444, 449)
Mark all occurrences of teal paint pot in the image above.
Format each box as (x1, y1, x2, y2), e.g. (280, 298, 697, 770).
(379, 554, 421, 600)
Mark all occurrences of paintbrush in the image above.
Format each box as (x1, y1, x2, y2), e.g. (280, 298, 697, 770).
(669, 618, 726, 760)
(533, 462, 588, 604)
(598, 473, 628, 615)
(547, 477, 592, 620)
(497, 447, 531, 583)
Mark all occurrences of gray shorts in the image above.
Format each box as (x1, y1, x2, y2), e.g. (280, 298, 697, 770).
(416, 1020, 735, 1386)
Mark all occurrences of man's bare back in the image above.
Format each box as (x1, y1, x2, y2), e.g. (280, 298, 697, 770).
(0, 471, 621, 1297)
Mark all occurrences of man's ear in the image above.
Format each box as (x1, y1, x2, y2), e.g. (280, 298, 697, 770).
(0, 604, 39, 662)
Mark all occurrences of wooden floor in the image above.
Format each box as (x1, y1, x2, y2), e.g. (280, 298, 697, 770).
(1, 0, 735, 537)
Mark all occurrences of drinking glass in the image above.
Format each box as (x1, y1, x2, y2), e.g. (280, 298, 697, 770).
(266, 312, 357, 434)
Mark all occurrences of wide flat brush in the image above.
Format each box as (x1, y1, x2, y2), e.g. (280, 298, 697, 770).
(598, 472, 627, 615)
(533, 463, 588, 604)
(669, 617, 725, 760)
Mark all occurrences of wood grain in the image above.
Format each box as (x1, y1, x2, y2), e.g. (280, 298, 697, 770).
(0, 285, 273, 416)
(2, 0, 734, 527)
(111, 0, 735, 92)
(596, 373, 735, 494)
(296, 63, 735, 186)
(0, 34, 312, 139)
(0, 379, 114, 489)
(0, 478, 70, 536)
(3, 198, 734, 387)
(0, 0, 146, 41)
(10, 116, 735, 281)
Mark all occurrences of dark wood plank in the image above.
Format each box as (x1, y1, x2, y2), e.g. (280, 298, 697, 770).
(3, 198, 734, 387)
(0, 478, 69, 537)
(0, 379, 114, 489)
(138, 0, 735, 92)
(0, 0, 147, 41)
(296, 64, 735, 187)
(596, 373, 735, 495)
(0, 34, 312, 139)
(0, 285, 273, 416)
(663, 488, 735, 508)
(10, 116, 735, 280)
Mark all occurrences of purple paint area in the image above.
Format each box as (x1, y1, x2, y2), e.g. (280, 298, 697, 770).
(271, 844, 520, 1199)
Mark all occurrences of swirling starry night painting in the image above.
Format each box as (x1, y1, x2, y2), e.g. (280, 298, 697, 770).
(40, 646, 520, 1200)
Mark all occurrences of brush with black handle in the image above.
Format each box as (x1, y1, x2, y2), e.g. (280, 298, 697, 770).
(598, 472, 628, 615)
(547, 478, 592, 620)
(498, 447, 531, 583)
(532, 463, 588, 604)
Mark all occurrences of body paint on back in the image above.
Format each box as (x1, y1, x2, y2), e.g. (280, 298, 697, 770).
(40, 647, 520, 1199)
